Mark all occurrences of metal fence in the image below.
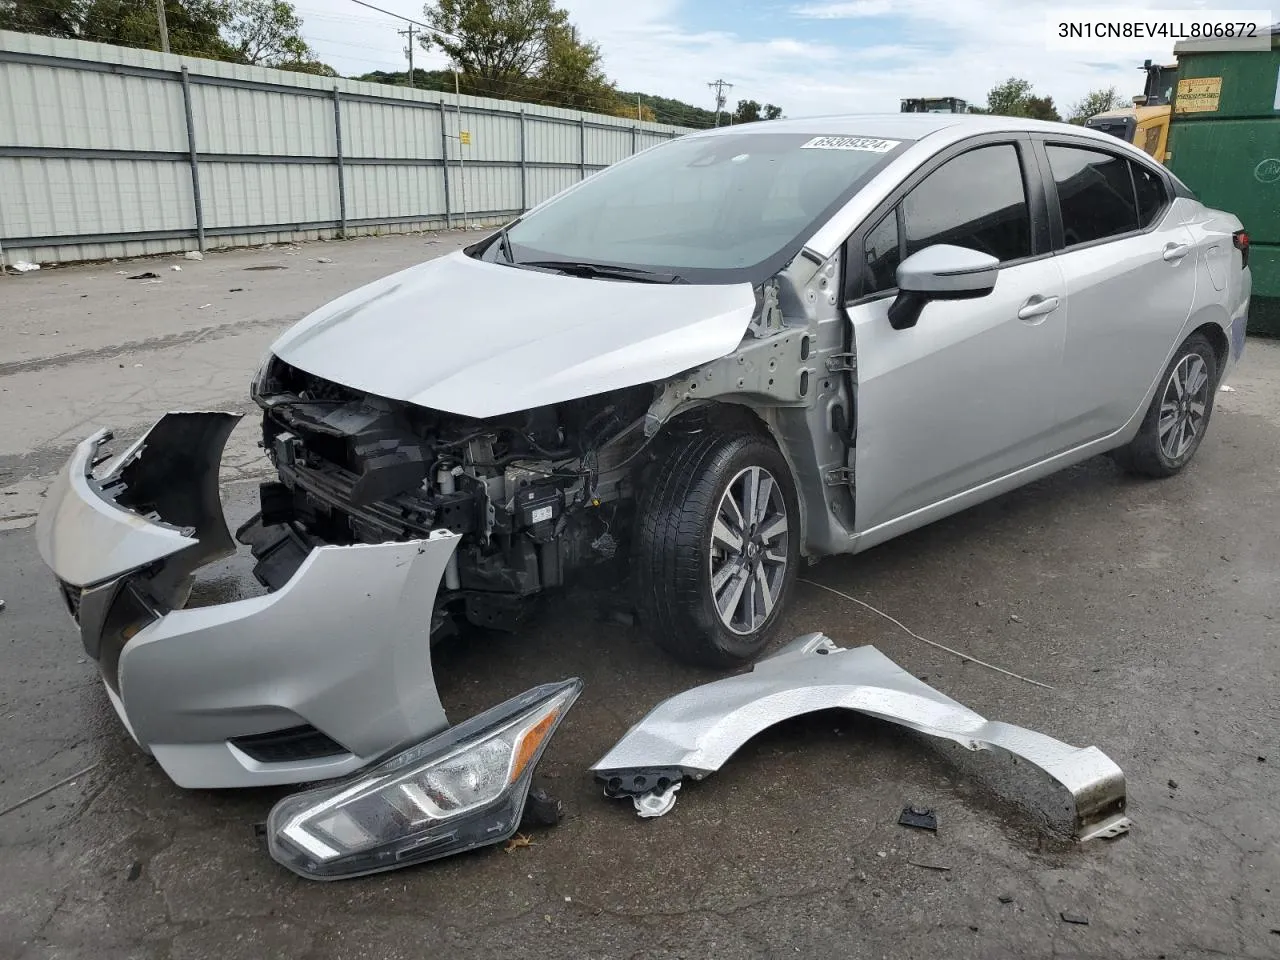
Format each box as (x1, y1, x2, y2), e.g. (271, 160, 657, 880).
(0, 30, 690, 266)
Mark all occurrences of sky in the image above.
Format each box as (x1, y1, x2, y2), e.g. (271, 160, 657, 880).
(293, 0, 1229, 120)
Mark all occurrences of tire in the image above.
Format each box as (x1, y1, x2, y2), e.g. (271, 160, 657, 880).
(1113, 333, 1219, 478)
(632, 430, 800, 667)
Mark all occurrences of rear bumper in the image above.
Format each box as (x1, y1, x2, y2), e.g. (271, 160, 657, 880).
(35, 412, 460, 789)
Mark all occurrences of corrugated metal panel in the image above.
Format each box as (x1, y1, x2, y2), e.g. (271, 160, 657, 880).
(583, 125, 630, 166)
(453, 166, 520, 216)
(0, 29, 691, 263)
(342, 100, 443, 160)
(199, 161, 337, 228)
(525, 166, 579, 207)
(193, 85, 334, 156)
(0, 62, 186, 150)
(525, 117, 582, 163)
(0, 156, 190, 237)
(344, 165, 445, 220)
(455, 110, 520, 162)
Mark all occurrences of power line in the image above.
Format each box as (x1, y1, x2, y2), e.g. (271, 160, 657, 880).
(345, 0, 458, 41)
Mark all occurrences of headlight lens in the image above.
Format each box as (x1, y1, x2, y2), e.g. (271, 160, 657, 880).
(250, 351, 275, 399)
(267, 678, 581, 881)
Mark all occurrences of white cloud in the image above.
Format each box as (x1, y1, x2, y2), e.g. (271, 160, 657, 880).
(294, 0, 1203, 121)
(792, 1, 897, 18)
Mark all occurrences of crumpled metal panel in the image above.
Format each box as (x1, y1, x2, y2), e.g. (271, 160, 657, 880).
(591, 633, 1131, 842)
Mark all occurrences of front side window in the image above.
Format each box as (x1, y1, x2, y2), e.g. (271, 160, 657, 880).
(1046, 145, 1139, 245)
(902, 144, 1032, 263)
(861, 211, 901, 295)
(500, 132, 910, 283)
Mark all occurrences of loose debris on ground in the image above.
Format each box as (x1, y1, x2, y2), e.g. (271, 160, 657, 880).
(898, 806, 939, 831)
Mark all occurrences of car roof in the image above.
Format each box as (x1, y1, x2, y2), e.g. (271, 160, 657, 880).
(683, 112, 1160, 159)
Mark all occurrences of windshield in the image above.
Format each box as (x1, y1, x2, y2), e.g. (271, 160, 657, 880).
(498, 131, 912, 284)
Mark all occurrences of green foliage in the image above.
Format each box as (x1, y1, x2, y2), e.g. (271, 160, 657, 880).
(985, 77, 1062, 122)
(1067, 87, 1121, 124)
(731, 99, 783, 123)
(616, 90, 715, 127)
(420, 0, 568, 101)
(0, 0, 332, 70)
(224, 0, 310, 66)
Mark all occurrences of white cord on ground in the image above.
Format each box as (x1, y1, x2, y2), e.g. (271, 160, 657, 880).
(799, 579, 1054, 690)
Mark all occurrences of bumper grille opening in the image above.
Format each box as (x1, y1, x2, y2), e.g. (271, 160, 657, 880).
(230, 724, 348, 764)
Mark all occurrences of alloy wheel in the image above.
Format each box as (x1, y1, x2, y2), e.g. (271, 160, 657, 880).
(1158, 353, 1211, 461)
(709, 465, 789, 635)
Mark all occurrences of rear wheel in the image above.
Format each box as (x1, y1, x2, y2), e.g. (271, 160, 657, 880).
(1113, 333, 1218, 478)
(632, 431, 799, 667)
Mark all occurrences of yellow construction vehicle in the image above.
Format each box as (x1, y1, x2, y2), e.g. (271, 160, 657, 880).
(1085, 61, 1177, 164)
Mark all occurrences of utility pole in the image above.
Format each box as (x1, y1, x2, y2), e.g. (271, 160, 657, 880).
(636, 94, 641, 121)
(155, 0, 170, 54)
(455, 69, 467, 228)
(398, 24, 415, 87)
(708, 79, 732, 127)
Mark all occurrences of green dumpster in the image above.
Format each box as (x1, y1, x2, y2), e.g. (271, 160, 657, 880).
(1168, 28, 1280, 336)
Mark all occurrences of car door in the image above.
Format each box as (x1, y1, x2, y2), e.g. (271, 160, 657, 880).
(845, 137, 1067, 539)
(1035, 139, 1198, 447)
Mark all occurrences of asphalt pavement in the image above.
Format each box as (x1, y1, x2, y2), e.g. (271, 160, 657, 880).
(1, 233, 1277, 960)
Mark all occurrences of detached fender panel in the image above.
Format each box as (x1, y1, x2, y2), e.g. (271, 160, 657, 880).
(592, 633, 1131, 842)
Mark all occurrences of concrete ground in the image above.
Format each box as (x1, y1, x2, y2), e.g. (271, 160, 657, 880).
(1, 233, 1277, 960)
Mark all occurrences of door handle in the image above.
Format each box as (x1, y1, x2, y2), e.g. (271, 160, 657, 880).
(1017, 295, 1060, 321)
(1162, 242, 1191, 263)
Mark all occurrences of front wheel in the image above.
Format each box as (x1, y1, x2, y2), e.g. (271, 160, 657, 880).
(1113, 332, 1219, 478)
(632, 431, 800, 667)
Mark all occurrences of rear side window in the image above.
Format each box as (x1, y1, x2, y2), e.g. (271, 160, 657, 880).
(902, 144, 1032, 263)
(1132, 162, 1167, 227)
(1046, 145, 1138, 245)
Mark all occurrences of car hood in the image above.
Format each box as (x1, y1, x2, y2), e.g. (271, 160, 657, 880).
(270, 252, 757, 418)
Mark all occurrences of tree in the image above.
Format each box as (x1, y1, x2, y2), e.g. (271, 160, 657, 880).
(420, 0, 569, 101)
(277, 58, 337, 76)
(224, 0, 311, 66)
(0, 0, 322, 66)
(1022, 95, 1061, 122)
(985, 77, 1033, 117)
(0, 0, 88, 40)
(763, 103, 782, 120)
(733, 99, 762, 123)
(984, 77, 1061, 122)
(75, 0, 236, 57)
(1067, 86, 1121, 124)
(535, 23, 615, 112)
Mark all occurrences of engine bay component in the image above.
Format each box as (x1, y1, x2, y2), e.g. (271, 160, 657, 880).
(591, 633, 1132, 842)
(268, 678, 582, 881)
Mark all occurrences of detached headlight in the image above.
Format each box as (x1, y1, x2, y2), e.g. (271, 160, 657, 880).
(267, 679, 581, 881)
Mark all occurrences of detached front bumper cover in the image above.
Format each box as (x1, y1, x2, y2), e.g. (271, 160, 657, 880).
(592, 633, 1132, 843)
(35, 412, 461, 789)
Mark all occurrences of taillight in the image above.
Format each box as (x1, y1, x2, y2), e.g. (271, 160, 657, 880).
(1233, 230, 1250, 268)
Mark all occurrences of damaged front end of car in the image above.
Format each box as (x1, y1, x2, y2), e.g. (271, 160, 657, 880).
(36, 411, 463, 788)
(249, 355, 654, 637)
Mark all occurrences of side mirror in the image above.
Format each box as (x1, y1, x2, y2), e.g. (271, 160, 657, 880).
(887, 244, 999, 330)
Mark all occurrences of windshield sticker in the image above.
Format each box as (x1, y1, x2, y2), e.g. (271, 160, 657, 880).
(801, 136, 900, 153)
